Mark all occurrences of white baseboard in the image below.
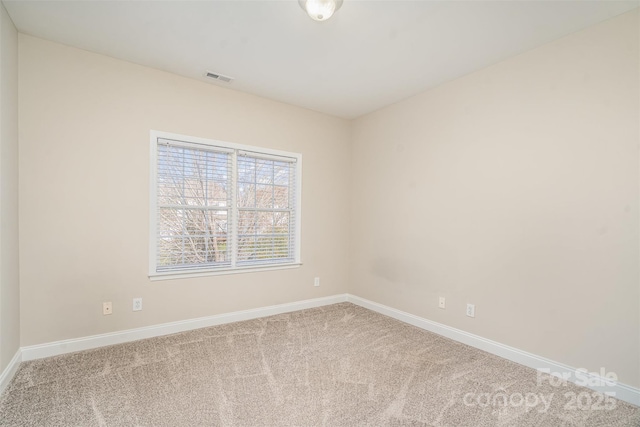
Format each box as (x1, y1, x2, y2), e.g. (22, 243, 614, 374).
(13, 292, 639, 407)
(0, 350, 22, 396)
(21, 294, 348, 361)
(346, 294, 640, 407)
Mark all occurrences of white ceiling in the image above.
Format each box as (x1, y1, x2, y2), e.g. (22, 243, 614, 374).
(4, 0, 638, 118)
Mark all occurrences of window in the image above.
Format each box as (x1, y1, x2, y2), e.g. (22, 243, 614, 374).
(149, 131, 301, 279)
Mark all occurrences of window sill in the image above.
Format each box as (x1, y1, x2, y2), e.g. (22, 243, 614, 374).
(149, 262, 303, 281)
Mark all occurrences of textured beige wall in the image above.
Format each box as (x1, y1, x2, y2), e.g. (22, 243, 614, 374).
(18, 35, 351, 346)
(350, 11, 640, 387)
(0, 4, 19, 373)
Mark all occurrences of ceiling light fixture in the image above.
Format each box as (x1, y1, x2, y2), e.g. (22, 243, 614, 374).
(298, 0, 343, 22)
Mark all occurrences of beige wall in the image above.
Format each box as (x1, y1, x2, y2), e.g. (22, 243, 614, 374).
(0, 3, 19, 373)
(350, 11, 640, 387)
(18, 35, 351, 346)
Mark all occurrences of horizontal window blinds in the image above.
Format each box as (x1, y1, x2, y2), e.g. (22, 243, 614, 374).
(153, 136, 299, 274)
(236, 153, 297, 266)
(156, 139, 233, 271)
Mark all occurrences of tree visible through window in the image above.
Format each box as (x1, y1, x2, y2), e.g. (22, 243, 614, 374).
(237, 156, 293, 263)
(150, 133, 300, 277)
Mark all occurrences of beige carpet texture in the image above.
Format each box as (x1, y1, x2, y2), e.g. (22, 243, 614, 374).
(0, 302, 638, 426)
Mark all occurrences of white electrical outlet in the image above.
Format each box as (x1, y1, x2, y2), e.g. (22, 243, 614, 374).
(103, 302, 112, 315)
(466, 303, 475, 318)
(314, 277, 320, 287)
(438, 297, 446, 309)
(133, 298, 142, 312)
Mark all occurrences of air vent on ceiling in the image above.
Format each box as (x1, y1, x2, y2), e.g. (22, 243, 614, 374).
(205, 71, 234, 83)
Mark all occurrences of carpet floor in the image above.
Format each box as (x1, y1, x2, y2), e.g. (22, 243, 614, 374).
(0, 302, 638, 426)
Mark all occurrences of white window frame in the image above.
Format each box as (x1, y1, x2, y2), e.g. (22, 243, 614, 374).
(149, 130, 302, 280)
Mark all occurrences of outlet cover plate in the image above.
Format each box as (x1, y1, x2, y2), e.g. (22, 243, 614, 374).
(103, 302, 112, 315)
(466, 303, 475, 318)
